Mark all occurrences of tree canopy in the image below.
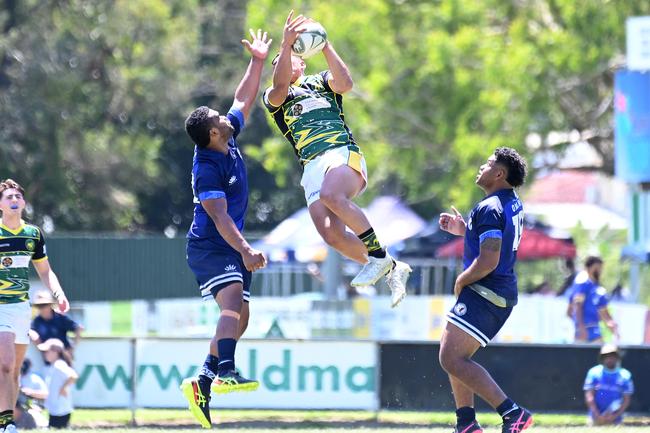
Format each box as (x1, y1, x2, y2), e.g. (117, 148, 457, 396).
(1, 0, 648, 233)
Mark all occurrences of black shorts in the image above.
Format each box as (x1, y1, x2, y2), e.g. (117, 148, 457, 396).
(49, 413, 71, 429)
(446, 287, 513, 347)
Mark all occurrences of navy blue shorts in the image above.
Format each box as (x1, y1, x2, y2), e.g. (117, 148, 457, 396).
(187, 239, 251, 302)
(446, 287, 513, 347)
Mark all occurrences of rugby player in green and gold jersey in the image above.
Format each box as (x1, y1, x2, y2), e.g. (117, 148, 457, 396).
(264, 11, 411, 306)
(0, 179, 70, 433)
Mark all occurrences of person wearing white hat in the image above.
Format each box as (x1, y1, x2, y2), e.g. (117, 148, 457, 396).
(0, 179, 70, 433)
(30, 290, 82, 364)
(583, 344, 634, 425)
(37, 339, 77, 429)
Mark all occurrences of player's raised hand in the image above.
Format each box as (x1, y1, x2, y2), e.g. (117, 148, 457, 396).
(242, 247, 267, 272)
(439, 206, 466, 236)
(242, 28, 272, 60)
(282, 10, 308, 46)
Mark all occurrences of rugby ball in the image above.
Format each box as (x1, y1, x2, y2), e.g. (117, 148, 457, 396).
(292, 22, 327, 59)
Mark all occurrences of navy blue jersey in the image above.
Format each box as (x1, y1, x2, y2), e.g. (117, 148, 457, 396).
(31, 312, 80, 349)
(464, 188, 524, 302)
(187, 107, 248, 249)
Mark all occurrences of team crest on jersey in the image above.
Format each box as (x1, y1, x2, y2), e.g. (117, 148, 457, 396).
(454, 303, 467, 316)
(292, 103, 303, 116)
(25, 239, 35, 251)
(2, 257, 13, 267)
(224, 264, 237, 272)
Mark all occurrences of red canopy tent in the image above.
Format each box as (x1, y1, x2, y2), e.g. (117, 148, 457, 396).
(436, 228, 576, 260)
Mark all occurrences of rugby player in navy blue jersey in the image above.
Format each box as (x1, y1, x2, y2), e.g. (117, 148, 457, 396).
(179, 29, 271, 429)
(438, 148, 532, 433)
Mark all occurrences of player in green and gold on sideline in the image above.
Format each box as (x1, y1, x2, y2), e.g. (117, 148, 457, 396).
(0, 179, 71, 433)
(263, 11, 411, 307)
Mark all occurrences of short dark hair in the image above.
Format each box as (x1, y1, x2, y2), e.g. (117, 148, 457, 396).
(0, 179, 25, 199)
(494, 147, 527, 188)
(585, 256, 603, 268)
(185, 106, 213, 148)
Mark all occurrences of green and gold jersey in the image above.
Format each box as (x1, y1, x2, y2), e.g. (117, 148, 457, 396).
(263, 71, 358, 165)
(0, 220, 47, 304)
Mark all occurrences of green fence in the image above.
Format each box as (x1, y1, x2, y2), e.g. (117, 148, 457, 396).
(46, 237, 196, 301)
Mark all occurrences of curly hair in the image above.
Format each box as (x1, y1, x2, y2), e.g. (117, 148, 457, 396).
(184, 106, 213, 148)
(0, 179, 25, 199)
(494, 147, 527, 188)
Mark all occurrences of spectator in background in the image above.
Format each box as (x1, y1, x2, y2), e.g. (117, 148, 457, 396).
(567, 256, 618, 343)
(584, 344, 634, 426)
(30, 290, 83, 364)
(609, 283, 630, 303)
(15, 358, 48, 429)
(557, 258, 577, 297)
(37, 339, 77, 429)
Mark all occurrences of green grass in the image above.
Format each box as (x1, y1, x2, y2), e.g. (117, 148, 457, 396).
(67, 409, 649, 431)
(52, 428, 650, 433)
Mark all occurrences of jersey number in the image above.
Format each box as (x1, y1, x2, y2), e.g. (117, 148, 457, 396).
(512, 212, 524, 251)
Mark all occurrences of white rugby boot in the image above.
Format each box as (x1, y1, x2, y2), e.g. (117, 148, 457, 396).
(386, 260, 412, 308)
(351, 252, 394, 287)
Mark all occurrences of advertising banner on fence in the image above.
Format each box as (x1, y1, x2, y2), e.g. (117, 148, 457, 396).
(30, 339, 378, 409)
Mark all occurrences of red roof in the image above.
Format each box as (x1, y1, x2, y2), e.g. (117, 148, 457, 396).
(436, 228, 576, 261)
(525, 170, 597, 204)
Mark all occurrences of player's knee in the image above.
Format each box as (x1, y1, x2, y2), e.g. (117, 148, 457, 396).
(438, 347, 458, 374)
(0, 358, 13, 376)
(318, 189, 346, 210)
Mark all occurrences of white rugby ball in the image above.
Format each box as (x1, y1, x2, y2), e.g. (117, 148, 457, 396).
(292, 22, 327, 59)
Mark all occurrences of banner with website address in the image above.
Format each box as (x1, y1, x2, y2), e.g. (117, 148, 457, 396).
(52, 339, 378, 409)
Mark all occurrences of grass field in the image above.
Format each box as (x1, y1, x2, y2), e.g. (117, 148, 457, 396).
(47, 409, 649, 433)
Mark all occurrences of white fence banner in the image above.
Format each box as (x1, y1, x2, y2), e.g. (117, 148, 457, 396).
(29, 339, 378, 409)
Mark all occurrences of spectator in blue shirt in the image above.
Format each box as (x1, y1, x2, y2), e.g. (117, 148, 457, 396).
(568, 256, 618, 343)
(583, 344, 634, 425)
(29, 291, 82, 363)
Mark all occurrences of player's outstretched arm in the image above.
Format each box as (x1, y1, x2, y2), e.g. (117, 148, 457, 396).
(321, 40, 353, 94)
(33, 259, 70, 313)
(267, 10, 307, 107)
(232, 28, 272, 120)
(202, 198, 267, 272)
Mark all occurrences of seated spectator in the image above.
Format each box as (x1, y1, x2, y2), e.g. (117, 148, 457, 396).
(30, 290, 83, 363)
(38, 339, 78, 429)
(583, 344, 634, 426)
(15, 358, 48, 429)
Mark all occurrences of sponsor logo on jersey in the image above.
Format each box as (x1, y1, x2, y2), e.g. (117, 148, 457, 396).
(228, 176, 237, 185)
(2, 257, 13, 267)
(225, 264, 237, 272)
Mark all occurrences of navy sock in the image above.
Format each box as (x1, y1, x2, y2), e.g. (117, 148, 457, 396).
(198, 353, 219, 387)
(456, 406, 476, 425)
(497, 398, 519, 417)
(217, 338, 237, 375)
